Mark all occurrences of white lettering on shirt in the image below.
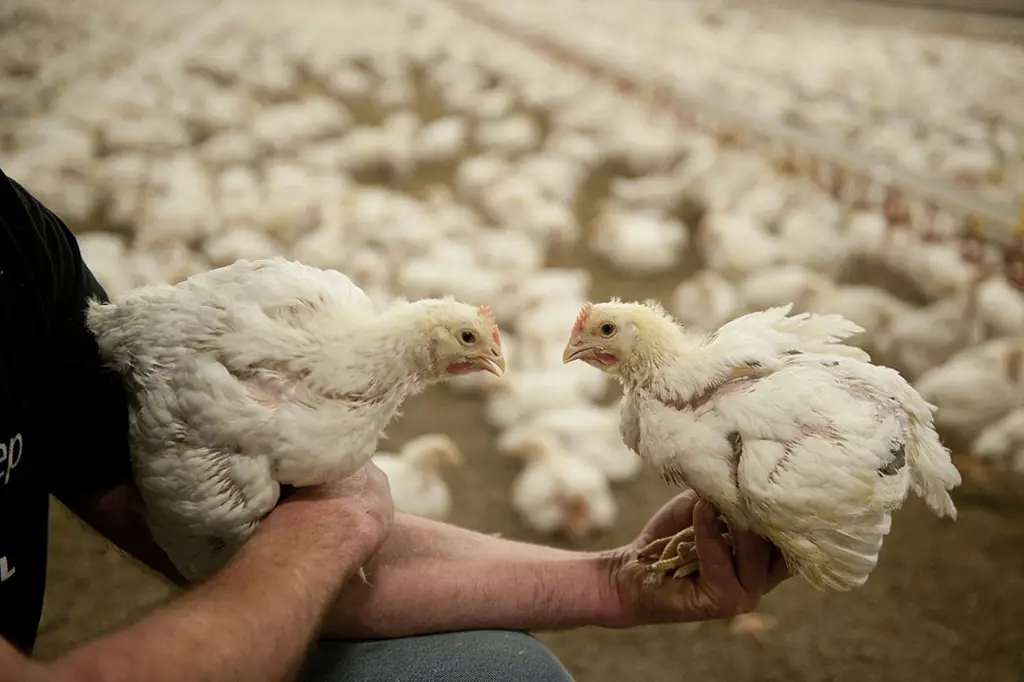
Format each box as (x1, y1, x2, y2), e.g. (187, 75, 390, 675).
(0, 556, 14, 582)
(0, 432, 23, 486)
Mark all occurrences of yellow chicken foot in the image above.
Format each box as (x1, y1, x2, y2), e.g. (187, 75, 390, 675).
(636, 526, 695, 562)
(648, 529, 696, 573)
(637, 514, 733, 577)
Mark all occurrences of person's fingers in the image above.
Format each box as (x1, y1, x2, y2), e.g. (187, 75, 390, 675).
(732, 527, 772, 596)
(693, 500, 740, 592)
(638, 490, 699, 544)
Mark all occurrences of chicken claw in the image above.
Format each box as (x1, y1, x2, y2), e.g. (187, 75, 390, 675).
(636, 522, 734, 579)
(637, 526, 694, 561)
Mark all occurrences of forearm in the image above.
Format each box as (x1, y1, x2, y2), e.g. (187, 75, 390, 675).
(323, 513, 622, 639)
(45, 510, 366, 682)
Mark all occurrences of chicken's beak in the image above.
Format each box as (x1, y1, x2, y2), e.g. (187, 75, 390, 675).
(562, 341, 591, 364)
(475, 351, 506, 377)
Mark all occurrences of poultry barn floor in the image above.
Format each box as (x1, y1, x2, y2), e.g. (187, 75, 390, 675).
(37, 256, 1024, 682)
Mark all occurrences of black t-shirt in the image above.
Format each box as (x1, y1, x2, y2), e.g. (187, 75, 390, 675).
(0, 167, 133, 654)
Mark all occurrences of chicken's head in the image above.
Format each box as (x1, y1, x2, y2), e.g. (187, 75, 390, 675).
(562, 299, 677, 374)
(404, 433, 464, 469)
(424, 301, 506, 380)
(559, 490, 592, 538)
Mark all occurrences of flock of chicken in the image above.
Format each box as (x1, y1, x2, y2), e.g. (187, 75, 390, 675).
(2, 0, 1021, 550)
(459, 0, 1024, 203)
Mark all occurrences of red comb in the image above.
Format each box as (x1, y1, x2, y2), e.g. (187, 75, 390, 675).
(572, 303, 594, 336)
(478, 305, 501, 347)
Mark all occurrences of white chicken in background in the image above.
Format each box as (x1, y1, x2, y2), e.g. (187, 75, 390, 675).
(562, 300, 960, 592)
(412, 115, 470, 165)
(975, 276, 1024, 338)
(86, 257, 507, 582)
(76, 232, 134, 295)
(775, 204, 849, 277)
(508, 405, 642, 482)
(698, 211, 782, 278)
(736, 264, 836, 314)
(803, 285, 914, 355)
(502, 428, 618, 538)
(971, 408, 1024, 475)
(513, 297, 597, 363)
(590, 202, 689, 275)
(670, 270, 739, 333)
(883, 240, 976, 301)
(373, 434, 463, 520)
(485, 367, 604, 429)
(874, 295, 986, 380)
(914, 337, 1024, 441)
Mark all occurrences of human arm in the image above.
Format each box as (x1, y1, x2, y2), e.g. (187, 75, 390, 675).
(323, 491, 790, 639)
(2, 465, 393, 682)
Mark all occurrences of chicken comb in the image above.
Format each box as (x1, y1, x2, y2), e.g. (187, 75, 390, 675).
(477, 305, 501, 346)
(572, 303, 594, 336)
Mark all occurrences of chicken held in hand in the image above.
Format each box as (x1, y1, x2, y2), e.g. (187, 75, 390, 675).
(86, 257, 505, 582)
(562, 299, 960, 592)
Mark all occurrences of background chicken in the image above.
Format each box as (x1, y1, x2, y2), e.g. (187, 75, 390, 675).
(502, 428, 618, 538)
(563, 300, 961, 592)
(85, 257, 506, 582)
(373, 433, 464, 521)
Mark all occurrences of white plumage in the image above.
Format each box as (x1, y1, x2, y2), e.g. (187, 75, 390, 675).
(562, 300, 960, 592)
(373, 434, 463, 521)
(503, 428, 618, 537)
(85, 257, 506, 582)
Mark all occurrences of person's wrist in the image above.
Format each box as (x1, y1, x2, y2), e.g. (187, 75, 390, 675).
(264, 500, 385, 566)
(588, 547, 643, 629)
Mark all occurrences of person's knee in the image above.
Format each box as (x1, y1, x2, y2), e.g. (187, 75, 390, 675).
(303, 630, 574, 682)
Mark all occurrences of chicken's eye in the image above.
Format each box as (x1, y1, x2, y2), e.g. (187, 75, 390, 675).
(599, 323, 616, 337)
(460, 330, 477, 345)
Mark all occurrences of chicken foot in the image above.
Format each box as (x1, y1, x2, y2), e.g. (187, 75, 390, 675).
(635, 519, 733, 580)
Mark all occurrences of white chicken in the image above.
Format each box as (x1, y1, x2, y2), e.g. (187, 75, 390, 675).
(670, 270, 739, 333)
(508, 405, 642, 482)
(562, 300, 960, 591)
(502, 428, 618, 538)
(971, 407, 1024, 474)
(590, 203, 689, 275)
(85, 257, 506, 582)
(914, 337, 1024, 440)
(373, 434, 463, 521)
(736, 265, 835, 314)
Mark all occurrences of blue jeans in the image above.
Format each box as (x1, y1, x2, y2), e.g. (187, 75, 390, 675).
(301, 630, 575, 682)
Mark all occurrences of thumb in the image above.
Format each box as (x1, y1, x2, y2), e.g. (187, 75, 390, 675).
(638, 490, 699, 545)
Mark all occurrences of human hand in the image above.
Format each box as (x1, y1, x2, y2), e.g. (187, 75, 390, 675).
(603, 491, 791, 627)
(273, 461, 395, 563)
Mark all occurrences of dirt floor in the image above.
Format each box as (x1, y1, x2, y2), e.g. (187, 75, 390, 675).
(26, 5, 1024, 681)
